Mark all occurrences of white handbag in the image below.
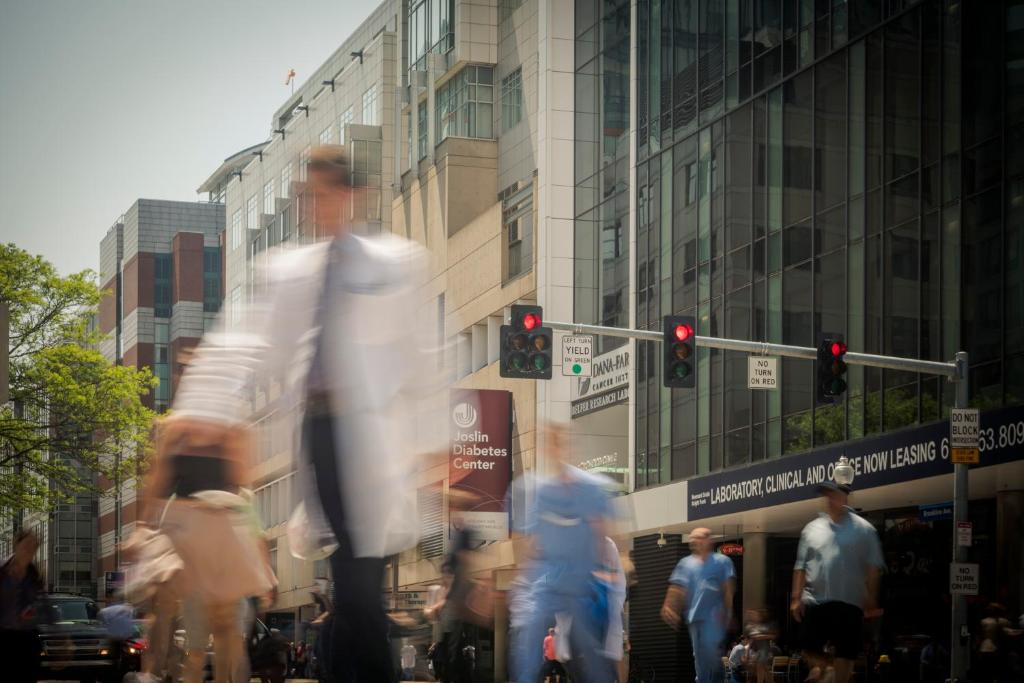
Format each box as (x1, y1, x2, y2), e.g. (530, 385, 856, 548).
(120, 496, 183, 605)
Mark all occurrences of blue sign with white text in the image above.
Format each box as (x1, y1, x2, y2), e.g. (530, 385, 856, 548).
(686, 405, 1024, 520)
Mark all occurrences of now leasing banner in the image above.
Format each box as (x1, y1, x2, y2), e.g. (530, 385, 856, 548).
(449, 389, 513, 540)
(687, 404, 1024, 521)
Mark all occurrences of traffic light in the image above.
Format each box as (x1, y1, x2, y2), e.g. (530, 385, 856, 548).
(499, 305, 553, 379)
(817, 334, 848, 403)
(663, 315, 696, 388)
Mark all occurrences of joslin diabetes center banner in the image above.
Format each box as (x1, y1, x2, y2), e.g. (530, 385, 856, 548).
(449, 389, 514, 540)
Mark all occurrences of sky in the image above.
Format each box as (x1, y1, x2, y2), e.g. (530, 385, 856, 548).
(0, 0, 379, 277)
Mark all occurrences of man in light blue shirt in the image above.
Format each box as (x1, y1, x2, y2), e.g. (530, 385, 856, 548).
(791, 481, 884, 683)
(662, 527, 736, 683)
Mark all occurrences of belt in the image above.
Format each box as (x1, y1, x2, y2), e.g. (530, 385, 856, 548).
(305, 393, 333, 417)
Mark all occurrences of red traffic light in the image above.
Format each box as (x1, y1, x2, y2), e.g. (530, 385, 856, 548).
(830, 341, 848, 357)
(523, 312, 540, 330)
(675, 323, 693, 342)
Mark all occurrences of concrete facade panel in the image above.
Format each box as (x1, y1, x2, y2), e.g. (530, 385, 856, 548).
(171, 232, 205, 303)
(98, 276, 118, 334)
(122, 252, 154, 314)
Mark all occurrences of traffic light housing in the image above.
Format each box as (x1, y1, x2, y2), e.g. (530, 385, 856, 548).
(663, 315, 696, 388)
(817, 334, 848, 403)
(500, 305, 553, 379)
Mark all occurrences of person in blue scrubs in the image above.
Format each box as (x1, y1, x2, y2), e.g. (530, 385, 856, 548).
(511, 423, 617, 683)
(661, 527, 736, 683)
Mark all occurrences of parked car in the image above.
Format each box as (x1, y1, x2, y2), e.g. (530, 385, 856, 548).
(201, 616, 288, 683)
(37, 593, 144, 683)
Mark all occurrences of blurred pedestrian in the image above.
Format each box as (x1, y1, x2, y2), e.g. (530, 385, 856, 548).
(511, 423, 617, 683)
(661, 527, 736, 683)
(542, 627, 565, 683)
(976, 602, 1012, 682)
(179, 144, 445, 683)
(0, 529, 43, 683)
(727, 635, 749, 683)
(743, 608, 778, 683)
(141, 417, 275, 683)
(424, 494, 480, 683)
(790, 480, 883, 683)
(400, 640, 416, 680)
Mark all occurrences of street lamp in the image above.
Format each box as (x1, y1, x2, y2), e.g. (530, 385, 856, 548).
(834, 455, 855, 487)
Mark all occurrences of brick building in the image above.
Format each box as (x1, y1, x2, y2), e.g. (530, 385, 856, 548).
(95, 199, 224, 589)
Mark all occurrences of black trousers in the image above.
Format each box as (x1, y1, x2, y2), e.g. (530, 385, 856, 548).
(305, 410, 395, 683)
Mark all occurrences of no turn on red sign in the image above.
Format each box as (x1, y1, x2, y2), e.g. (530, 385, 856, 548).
(950, 562, 979, 595)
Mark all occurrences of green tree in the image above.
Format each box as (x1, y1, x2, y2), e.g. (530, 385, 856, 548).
(1, 244, 156, 512)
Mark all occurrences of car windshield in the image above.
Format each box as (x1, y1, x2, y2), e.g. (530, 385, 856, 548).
(51, 600, 98, 623)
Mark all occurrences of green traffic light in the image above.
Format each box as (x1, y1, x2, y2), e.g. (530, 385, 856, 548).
(829, 378, 847, 395)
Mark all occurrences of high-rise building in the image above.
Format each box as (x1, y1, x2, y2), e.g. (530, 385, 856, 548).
(587, 1, 1024, 679)
(96, 199, 224, 595)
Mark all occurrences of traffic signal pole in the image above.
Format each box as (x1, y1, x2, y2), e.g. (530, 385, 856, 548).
(545, 319, 959, 378)
(951, 350, 970, 682)
(544, 318, 970, 680)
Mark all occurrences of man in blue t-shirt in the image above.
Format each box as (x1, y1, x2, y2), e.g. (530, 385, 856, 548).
(661, 527, 736, 683)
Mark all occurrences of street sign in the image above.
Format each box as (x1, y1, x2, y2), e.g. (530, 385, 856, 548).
(747, 356, 779, 389)
(949, 562, 979, 595)
(562, 335, 593, 377)
(390, 591, 428, 610)
(950, 407, 980, 464)
(956, 521, 972, 547)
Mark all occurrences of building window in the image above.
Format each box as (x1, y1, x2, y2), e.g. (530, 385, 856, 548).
(319, 126, 332, 145)
(203, 247, 221, 313)
(408, 0, 454, 72)
(229, 286, 242, 325)
(437, 65, 494, 142)
(230, 209, 242, 250)
(350, 138, 383, 222)
(417, 101, 428, 160)
(501, 180, 533, 281)
(362, 85, 378, 126)
(153, 253, 172, 318)
(262, 180, 274, 215)
(417, 484, 444, 560)
(246, 194, 258, 231)
(501, 67, 523, 130)
(154, 321, 169, 406)
(280, 163, 292, 199)
(339, 107, 354, 145)
(299, 146, 311, 181)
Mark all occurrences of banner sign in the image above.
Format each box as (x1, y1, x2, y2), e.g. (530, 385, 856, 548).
(449, 389, 513, 540)
(687, 404, 1024, 521)
(571, 344, 630, 416)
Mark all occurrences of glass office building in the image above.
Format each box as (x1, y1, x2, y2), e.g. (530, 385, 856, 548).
(615, 0, 1024, 486)
(575, 1, 1024, 678)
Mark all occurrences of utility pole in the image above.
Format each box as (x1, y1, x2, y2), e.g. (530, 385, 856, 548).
(951, 350, 970, 681)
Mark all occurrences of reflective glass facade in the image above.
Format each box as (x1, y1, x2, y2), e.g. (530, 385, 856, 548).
(630, 0, 1024, 488)
(574, 0, 631, 354)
